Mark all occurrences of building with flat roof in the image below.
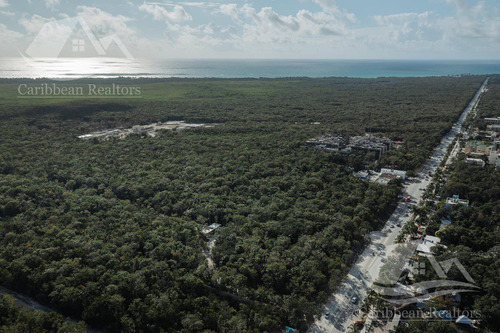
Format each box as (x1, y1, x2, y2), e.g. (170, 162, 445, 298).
(484, 117, 500, 124)
(380, 168, 406, 180)
(417, 235, 443, 255)
(464, 141, 490, 156)
(487, 124, 500, 132)
(349, 134, 392, 159)
(306, 134, 349, 150)
(446, 195, 469, 209)
(306, 133, 393, 159)
(465, 158, 485, 167)
(202, 223, 221, 234)
(377, 173, 398, 185)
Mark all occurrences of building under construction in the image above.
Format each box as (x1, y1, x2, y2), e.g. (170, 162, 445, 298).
(306, 133, 393, 159)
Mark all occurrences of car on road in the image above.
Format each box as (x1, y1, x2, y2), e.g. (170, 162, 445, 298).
(390, 224, 395, 228)
(353, 321, 364, 329)
(325, 311, 330, 318)
(351, 296, 358, 304)
(381, 258, 387, 263)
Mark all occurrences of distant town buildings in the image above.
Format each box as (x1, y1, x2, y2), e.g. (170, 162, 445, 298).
(446, 195, 469, 210)
(463, 137, 500, 170)
(489, 141, 500, 170)
(376, 173, 398, 185)
(484, 116, 500, 124)
(440, 218, 453, 229)
(354, 168, 406, 185)
(78, 121, 219, 140)
(465, 158, 485, 167)
(417, 235, 443, 255)
(202, 223, 221, 234)
(464, 140, 490, 156)
(305, 134, 350, 153)
(306, 133, 393, 159)
(380, 168, 407, 180)
(486, 124, 500, 133)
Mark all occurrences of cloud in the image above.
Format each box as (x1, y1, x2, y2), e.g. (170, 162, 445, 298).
(239, 5, 349, 44)
(441, 0, 500, 40)
(133, 3, 357, 58)
(0, 0, 8, 8)
(371, 0, 500, 47)
(373, 11, 441, 42)
(313, 0, 337, 13)
(0, 23, 23, 55)
(313, 0, 356, 22)
(218, 4, 238, 21)
(0, 23, 21, 41)
(77, 6, 135, 38)
(45, 0, 59, 8)
(19, 14, 55, 35)
(1, 17, 45, 57)
(139, 3, 192, 23)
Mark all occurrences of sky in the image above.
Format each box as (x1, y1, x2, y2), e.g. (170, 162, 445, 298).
(0, 0, 499, 59)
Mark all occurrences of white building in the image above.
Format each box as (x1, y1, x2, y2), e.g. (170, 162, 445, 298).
(380, 168, 406, 180)
(484, 117, 500, 124)
(202, 223, 221, 234)
(489, 142, 500, 170)
(417, 235, 443, 255)
(465, 158, 485, 167)
(446, 195, 469, 209)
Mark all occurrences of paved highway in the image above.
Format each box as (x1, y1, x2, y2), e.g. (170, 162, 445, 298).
(307, 77, 489, 333)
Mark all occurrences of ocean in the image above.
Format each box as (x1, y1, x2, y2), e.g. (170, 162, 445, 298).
(1, 58, 499, 79)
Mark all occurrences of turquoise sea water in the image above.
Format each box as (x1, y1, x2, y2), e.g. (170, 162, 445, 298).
(1, 58, 499, 79)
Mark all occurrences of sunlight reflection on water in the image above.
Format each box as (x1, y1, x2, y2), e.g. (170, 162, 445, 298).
(1, 57, 500, 79)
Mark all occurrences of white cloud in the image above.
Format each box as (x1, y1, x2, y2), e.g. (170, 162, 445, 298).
(441, 0, 500, 41)
(10, 0, 496, 59)
(19, 14, 55, 35)
(132, 3, 358, 58)
(371, 0, 500, 48)
(313, 0, 336, 13)
(313, 0, 356, 23)
(77, 6, 135, 38)
(45, 0, 59, 8)
(139, 3, 192, 23)
(239, 5, 349, 45)
(0, 23, 21, 40)
(373, 11, 441, 42)
(0, 0, 8, 8)
(0, 23, 23, 56)
(218, 4, 238, 21)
